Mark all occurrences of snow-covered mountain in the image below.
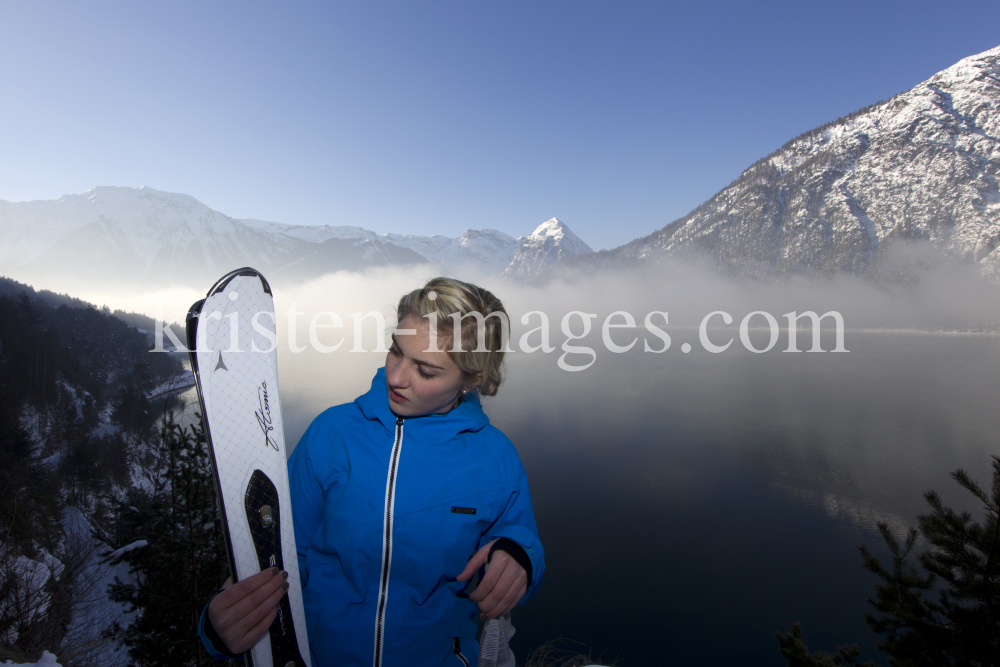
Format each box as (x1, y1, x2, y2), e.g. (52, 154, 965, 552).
(239, 217, 430, 281)
(385, 228, 523, 276)
(0, 186, 301, 287)
(0, 186, 589, 286)
(502, 218, 594, 280)
(242, 218, 525, 277)
(562, 45, 1000, 282)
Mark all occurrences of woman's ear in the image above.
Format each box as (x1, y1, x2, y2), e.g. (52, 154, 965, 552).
(463, 373, 483, 392)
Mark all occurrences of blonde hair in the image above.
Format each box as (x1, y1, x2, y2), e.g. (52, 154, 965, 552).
(396, 277, 509, 396)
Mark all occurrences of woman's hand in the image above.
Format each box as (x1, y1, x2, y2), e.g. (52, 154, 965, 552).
(456, 540, 528, 620)
(208, 568, 289, 654)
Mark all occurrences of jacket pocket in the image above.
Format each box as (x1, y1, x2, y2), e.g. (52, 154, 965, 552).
(439, 497, 488, 573)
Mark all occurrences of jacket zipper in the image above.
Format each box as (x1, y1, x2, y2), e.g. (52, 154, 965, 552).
(373, 416, 404, 667)
(453, 638, 470, 666)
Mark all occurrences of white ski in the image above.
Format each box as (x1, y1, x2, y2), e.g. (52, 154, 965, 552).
(187, 268, 310, 667)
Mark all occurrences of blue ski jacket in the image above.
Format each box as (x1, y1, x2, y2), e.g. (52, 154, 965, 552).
(286, 366, 544, 666)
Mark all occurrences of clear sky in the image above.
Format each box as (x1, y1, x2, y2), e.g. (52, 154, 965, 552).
(1, 1, 998, 251)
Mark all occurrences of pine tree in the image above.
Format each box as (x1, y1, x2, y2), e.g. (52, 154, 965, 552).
(776, 624, 875, 666)
(0, 331, 67, 660)
(106, 413, 233, 667)
(777, 455, 1000, 666)
(859, 455, 1000, 665)
(110, 360, 156, 444)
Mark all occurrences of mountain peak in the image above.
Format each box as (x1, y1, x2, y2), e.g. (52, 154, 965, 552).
(530, 218, 564, 236)
(502, 218, 593, 282)
(53, 185, 209, 212)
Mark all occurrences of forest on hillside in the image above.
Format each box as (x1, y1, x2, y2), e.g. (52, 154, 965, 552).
(0, 281, 231, 666)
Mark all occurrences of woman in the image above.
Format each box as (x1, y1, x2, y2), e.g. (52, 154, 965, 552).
(199, 277, 545, 666)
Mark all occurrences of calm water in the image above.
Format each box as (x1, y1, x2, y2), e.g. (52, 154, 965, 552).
(176, 331, 1000, 665)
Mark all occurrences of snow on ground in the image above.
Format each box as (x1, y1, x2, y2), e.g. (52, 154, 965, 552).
(107, 540, 148, 560)
(58, 508, 133, 667)
(5, 550, 64, 639)
(148, 369, 195, 399)
(18, 404, 46, 455)
(2, 651, 62, 666)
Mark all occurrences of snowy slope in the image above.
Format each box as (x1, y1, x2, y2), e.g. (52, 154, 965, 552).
(58, 508, 134, 667)
(240, 218, 380, 243)
(2, 652, 62, 666)
(0, 187, 301, 287)
(0, 187, 591, 286)
(564, 45, 1000, 281)
(244, 218, 522, 275)
(386, 228, 522, 275)
(502, 218, 594, 281)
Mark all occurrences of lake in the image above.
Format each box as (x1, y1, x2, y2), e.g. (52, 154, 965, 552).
(174, 330, 1000, 665)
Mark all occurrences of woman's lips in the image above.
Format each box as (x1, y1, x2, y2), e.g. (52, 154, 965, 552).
(389, 388, 407, 403)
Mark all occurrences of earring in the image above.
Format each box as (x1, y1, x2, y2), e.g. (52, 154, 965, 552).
(462, 390, 467, 395)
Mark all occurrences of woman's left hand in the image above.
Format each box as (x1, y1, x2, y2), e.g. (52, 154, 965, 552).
(456, 540, 528, 620)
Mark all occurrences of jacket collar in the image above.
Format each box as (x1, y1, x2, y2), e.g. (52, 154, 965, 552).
(356, 366, 490, 435)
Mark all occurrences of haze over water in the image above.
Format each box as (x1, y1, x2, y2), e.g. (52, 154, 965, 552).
(171, 323, 1000, 665)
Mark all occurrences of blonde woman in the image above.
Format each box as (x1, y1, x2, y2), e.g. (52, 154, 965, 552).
(200, 277, 545, 666)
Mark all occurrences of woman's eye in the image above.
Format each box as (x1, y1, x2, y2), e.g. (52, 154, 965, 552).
(389, 344, 400, 356)
(417, 367, 434, 379)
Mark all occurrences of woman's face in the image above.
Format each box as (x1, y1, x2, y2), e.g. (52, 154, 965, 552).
(384, 315, 481, 417)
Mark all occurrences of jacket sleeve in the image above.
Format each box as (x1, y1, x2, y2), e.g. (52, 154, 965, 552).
(287, 416, 334, 589)
(482, 454, 546, 604)
(197, 590, 242, 661)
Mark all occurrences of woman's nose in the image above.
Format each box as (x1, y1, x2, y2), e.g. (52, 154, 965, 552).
(386, 361, 408, 386)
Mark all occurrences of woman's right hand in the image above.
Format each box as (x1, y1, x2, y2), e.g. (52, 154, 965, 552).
(208, 567, 289, 654)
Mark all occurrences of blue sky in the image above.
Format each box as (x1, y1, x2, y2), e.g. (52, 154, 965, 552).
(1, 1, 998, 251)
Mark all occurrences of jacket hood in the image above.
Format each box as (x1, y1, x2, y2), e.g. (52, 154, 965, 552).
(355, 366, 490, 435)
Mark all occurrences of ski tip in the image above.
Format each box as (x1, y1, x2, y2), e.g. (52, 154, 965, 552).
(207, 267, 272, 297)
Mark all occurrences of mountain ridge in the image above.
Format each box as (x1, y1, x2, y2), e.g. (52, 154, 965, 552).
(0, 186, 591, 287)
(558, 44, 1000, 283)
